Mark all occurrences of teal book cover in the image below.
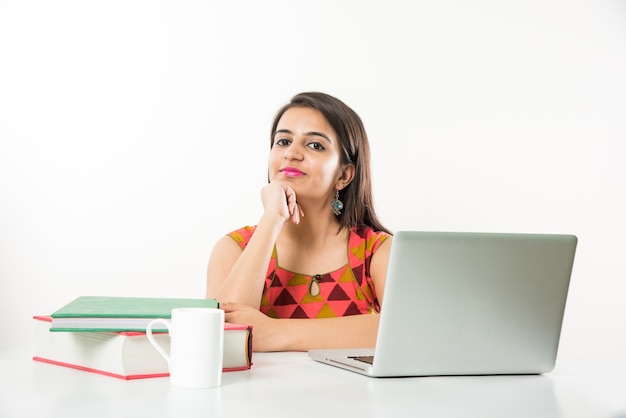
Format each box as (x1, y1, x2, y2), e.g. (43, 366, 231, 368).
(50, 296, 219, 332)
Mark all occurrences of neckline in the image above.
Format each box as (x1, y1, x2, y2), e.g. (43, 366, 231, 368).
(273, 228, 354, 277)
(273, 262, 350, 278)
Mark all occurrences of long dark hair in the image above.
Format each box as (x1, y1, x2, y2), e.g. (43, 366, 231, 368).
(270, 92, 391, 234)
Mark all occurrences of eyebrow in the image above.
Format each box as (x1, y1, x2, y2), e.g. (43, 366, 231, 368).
(274, 129, 333, 144)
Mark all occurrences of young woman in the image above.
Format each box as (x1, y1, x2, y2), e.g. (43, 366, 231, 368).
(206, 92, 392, 351)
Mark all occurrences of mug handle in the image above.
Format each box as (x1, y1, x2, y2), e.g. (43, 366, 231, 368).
(146, 318, 171, 366)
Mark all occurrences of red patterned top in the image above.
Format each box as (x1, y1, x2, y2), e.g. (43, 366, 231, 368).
(227, 225, 390, 319)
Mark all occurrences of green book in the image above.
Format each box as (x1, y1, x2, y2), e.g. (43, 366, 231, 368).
(50, 296, 219, 332)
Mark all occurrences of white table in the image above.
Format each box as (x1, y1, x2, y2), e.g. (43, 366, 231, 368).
(0, 345, 622, 418)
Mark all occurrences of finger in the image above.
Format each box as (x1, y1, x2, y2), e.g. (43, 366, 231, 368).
(285, 188, 298, 216)
(219, 301, 237, 312)
(293, 203, 302, 224)
(285, 186, 295, 206)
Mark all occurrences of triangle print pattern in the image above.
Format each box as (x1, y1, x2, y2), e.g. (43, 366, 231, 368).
(226, 225, 391, 319)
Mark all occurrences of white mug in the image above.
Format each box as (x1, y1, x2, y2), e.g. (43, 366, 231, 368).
(146, 307, 224, 389)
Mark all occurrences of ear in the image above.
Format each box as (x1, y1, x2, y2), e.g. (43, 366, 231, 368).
(336, 163, 355, 191)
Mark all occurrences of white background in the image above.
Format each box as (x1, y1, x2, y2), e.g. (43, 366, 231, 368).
(1, 0, 624, 372)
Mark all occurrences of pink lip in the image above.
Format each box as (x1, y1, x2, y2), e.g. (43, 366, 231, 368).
(280, 167, 305, 177)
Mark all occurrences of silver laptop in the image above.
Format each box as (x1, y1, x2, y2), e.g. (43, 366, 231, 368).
(308, 231, 577, 377)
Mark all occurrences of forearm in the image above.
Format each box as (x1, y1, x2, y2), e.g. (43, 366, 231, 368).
(212, 214, 283, 307)
(263, 314, 380, 352)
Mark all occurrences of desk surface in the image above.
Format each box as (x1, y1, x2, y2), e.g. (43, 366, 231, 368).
(0, 346, 623, 418)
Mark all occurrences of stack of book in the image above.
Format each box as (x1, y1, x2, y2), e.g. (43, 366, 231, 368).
(33, 296, 253, 380)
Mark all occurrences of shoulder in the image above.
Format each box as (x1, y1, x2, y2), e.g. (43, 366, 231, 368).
(225, 226, 257, 249)
(350, 225, 392, 253)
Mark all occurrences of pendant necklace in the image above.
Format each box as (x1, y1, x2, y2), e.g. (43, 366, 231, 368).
(308, 274, 322, 297)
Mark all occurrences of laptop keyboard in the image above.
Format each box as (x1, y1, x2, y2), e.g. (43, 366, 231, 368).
(348, 355, 374, 365)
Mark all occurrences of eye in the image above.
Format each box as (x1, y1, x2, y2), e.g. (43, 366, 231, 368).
(307, 142, 325, 151)
(274, 138, 291, 147)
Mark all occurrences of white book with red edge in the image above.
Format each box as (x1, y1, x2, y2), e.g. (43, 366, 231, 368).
(33, 315, 253, 380)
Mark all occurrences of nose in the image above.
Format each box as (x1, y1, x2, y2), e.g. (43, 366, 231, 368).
(283, 142, 304, 160)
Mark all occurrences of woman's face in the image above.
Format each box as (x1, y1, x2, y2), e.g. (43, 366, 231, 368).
(269, 106, 347, 203)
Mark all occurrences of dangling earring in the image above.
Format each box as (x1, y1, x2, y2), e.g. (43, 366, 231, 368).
(331, 190, 344, 216)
